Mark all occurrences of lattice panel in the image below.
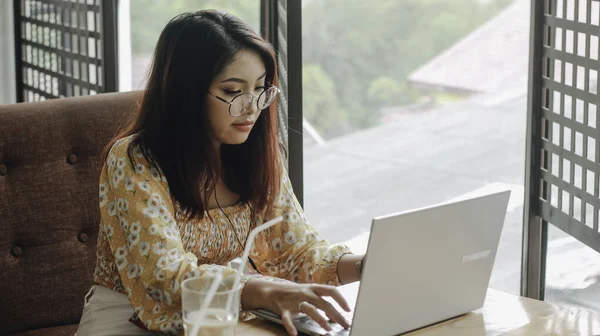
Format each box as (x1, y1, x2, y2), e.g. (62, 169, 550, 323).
(539, 0, 600, 252)
(15, 0, 107, 102)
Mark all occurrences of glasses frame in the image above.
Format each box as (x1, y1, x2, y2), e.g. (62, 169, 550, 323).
(208, 86, 281, 117)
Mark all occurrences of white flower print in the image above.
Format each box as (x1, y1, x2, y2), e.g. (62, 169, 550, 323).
(139, 242, 150, 256)
(167, 248, 180, 259)
(108, 202, 117, 216)
(156, 256, 169, 269)
(99, 194, 107, 208)
(297, 234, 307, 246)
(108, 153, 116, 168)
(116, 198, 129, 212)
(284, 195, 294, 207)
(146, 287, 163, 302)
(151, 193, 165, 207)
(159, 322, 174, 333)
(155, 314, 168, 323)
(135, 163, 145, 174)
(127, 264, 142, 279)
(111, 168, 124, 188)
(104, 224, 114, 238)
(130, 221, 141, 234)
(152, 304, 162, 315)
(284, 231, 297, 245)
(99, 183, 108, 203)
(163, 227, 179, 241)
(148, 199, 160, 209)
(160, 212, 172, 224)
(268, 265, 279, 275)
(171, 312, 182, 321)
(116, 246, 128, 259)
(128, 232, 140, 248)
(116, 257, 127, 271)
(163, 292, 173, 306)
(155, 270, 167, 282)
(125, 177, 135, 191)
(153, 242, 167, 255)
(272, 238, 283, 251)
(150, 167, 161, 181)
(142, 207, 158, 218)
(119, 217, 129, 231)
(148, 224, 160, 235)
(138, 180, 150, 192)
(116, 157, 126, 169)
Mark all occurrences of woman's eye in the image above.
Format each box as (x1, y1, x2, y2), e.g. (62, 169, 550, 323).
(255, 86, 266, 92)
(222, 89, 241, 95)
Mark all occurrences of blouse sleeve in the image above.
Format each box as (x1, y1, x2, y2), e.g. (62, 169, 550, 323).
(249, 161, 352, 286)
(99, 139, 249, 335)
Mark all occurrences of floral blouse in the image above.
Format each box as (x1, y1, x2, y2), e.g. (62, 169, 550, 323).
(92, 135, 351, 334)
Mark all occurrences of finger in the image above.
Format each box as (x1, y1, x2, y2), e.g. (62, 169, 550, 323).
(311, 285, 351, 312)
(301, 302, 332, 331)
(310, 297, 350, 330)
(281, 310, 298, 336)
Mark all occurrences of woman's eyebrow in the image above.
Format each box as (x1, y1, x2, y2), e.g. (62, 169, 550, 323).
(220, 72, 266, 84)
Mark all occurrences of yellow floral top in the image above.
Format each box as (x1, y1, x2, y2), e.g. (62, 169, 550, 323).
(93, 135, 351, 334)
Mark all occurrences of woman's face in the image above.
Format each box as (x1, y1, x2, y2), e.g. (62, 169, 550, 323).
(206, 49, 267, 145)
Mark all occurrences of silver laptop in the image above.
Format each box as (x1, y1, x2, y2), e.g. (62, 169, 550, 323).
(252, 189, 511, 335)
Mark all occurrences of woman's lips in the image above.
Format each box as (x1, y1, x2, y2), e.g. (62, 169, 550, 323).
(232, 120, 254, 132)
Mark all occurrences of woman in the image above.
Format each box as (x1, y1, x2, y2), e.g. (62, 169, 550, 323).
(77, 10, 365, 336)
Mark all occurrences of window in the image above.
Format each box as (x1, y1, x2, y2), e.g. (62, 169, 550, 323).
(124, 0, 260, 91)
(301, 0, 525, 296)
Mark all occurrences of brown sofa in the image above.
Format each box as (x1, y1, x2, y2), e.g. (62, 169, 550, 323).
(0, 91, 139, 335)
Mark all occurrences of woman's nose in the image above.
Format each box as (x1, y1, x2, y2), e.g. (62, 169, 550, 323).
(246, 97, 259, 115)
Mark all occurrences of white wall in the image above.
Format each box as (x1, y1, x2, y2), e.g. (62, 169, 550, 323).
(0, 1, 16, 104)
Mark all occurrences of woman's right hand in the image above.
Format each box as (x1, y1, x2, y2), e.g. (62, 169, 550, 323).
(242, 278, 352, 336)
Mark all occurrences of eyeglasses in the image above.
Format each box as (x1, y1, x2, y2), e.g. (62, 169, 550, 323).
(208, 86, 280, 117)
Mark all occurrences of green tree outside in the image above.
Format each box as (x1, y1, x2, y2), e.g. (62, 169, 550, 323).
(129, 0, 513, 138)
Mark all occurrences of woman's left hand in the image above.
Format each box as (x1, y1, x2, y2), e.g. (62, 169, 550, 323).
(243, 279, 351, 335)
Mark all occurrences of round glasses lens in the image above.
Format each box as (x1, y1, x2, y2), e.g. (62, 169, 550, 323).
(257, 87, 279, 109)
(231, 94, 253, 116)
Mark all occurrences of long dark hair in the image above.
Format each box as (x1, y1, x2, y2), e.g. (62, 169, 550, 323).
(105, 10, 281, 220)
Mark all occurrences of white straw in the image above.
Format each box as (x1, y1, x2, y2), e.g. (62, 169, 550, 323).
(225, 216, 284, 312)
(189, 268, 223, 336)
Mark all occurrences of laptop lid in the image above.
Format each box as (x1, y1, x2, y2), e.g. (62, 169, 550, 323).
(350, 189, 510, 335)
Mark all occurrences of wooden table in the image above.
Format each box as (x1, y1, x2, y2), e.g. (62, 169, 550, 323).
(235, 289, 600, 335)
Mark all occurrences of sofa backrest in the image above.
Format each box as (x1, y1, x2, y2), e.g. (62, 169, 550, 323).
(0, 91, 139, 334)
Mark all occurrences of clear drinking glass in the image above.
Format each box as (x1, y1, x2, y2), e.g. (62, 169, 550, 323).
(181, 277, 241, 336)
